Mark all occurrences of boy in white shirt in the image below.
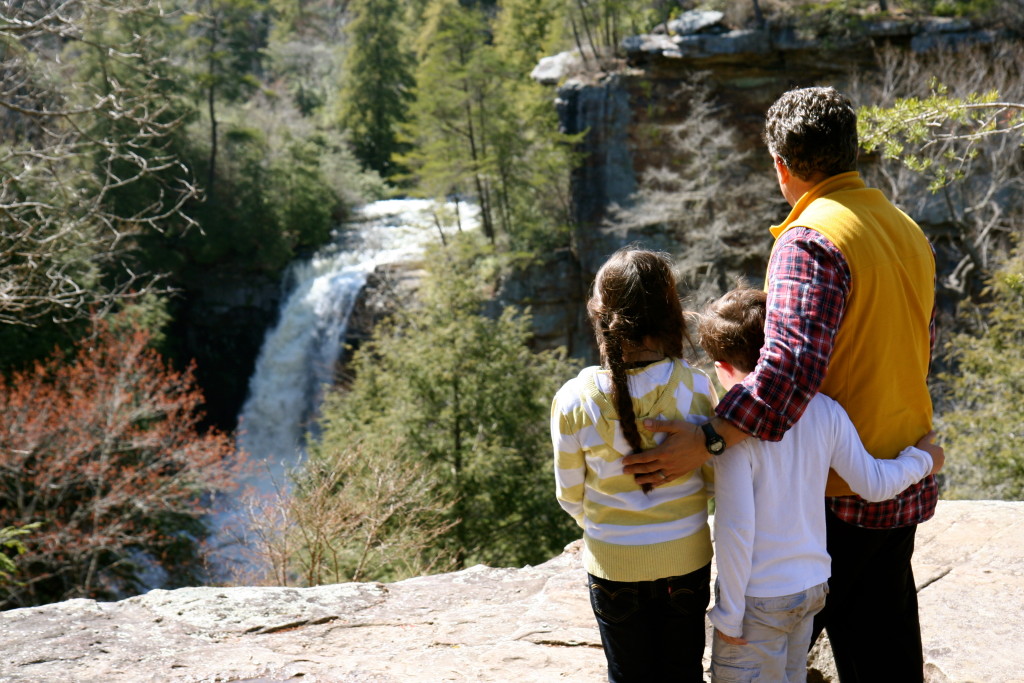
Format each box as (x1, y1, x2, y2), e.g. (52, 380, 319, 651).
(698, 286, 944, 683)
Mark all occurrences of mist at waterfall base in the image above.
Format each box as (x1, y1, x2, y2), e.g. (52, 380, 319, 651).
(207, 198, 479, 580)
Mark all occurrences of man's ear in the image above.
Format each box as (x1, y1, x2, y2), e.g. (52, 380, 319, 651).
(773, 155, 790, 183)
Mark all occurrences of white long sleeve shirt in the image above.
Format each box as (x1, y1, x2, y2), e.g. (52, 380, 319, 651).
(708, 392, 933, 638)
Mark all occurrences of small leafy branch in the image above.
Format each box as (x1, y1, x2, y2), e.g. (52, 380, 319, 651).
(0, 523, 42, 585)
(858, 79, 1024, 191)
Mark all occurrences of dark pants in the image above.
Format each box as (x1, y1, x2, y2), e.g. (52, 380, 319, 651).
(811, 508, 923, 683)
(589, 563, 711, 683)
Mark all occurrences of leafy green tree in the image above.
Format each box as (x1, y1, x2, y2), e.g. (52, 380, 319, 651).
(566, 0, 652, 67)
(292, 235, 582, 577)
(852, 43, 1024, 301)
(493, 0, 566, 76)
(859, 79, 1024, 192)
(935, 249, 1024, 499)
(401, 0, 580, 252)
(490, 0, 582, 253)
(236, 435, 457, 586)
(338, 0, 416, 177)
(400, 0, 500, 241)
(181, 0, 269, 194)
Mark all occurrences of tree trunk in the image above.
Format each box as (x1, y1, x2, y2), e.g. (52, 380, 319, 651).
(206, 6, 220, 195)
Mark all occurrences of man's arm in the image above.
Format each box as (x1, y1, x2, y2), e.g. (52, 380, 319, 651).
(624, 229, 850, 485)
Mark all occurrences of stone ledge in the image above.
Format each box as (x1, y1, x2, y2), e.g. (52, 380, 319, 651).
(0, 500, 1019, 682)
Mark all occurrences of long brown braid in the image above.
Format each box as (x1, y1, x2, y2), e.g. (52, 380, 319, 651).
(587, 247, 695, 493)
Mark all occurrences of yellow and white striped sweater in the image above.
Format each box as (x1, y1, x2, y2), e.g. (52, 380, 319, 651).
(551, 358, 716, 582)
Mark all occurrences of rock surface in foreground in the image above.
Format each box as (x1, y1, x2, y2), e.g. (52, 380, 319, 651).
(1, 500, 1022, 682)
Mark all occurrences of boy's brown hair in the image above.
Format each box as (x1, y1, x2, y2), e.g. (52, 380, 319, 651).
(697, 286, 767, 373)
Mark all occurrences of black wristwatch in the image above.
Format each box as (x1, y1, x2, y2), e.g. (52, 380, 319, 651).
(701, 422, 726, 455)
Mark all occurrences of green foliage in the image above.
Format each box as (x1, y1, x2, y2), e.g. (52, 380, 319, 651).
(338, 0, 416, 177)
(859, 79, 1024, 192)
(790, 1, 869, 44)
(291, 234, 583, 578)
(399, 0, 495, 203)
(150, 101, 379, 278)
(901, 0, 998, 18)
(936, 250, 1024, 499)
(564, 0, 655, 62)
(0, 523, 41, 587)
(399, 0, 580, 253)
(265, 40, 341, 116)
(494, 0, 567, 75)
(278, 435, 458, 585)
(180, 0, 269, 105)
(850, 43, 1024, 308)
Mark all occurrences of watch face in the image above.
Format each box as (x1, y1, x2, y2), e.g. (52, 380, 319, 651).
(702, 423, 726, 454)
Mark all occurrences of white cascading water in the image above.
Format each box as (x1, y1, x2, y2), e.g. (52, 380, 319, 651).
(237, 197, 479, 489)
(210, 198, 477, 575)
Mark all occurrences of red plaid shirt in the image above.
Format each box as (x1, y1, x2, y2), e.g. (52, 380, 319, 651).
(716, 227, 938, 529)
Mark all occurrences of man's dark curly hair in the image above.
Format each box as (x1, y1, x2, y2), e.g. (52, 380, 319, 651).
(762, 86, 858, 181)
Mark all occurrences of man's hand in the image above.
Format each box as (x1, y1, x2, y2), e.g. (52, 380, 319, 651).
(621, 419, 709, 487)
(915, 430, 945, 475)
(715, 628, 748, 645)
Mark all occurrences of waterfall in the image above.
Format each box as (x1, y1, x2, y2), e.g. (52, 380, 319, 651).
(209, 198, 477, 578)
(236, 198, 478, 491)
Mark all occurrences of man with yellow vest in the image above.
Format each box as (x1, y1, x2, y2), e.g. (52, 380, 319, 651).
(623, 86, 938, 682)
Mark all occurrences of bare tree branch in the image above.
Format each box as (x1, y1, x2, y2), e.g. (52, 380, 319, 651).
(0, 0, 198, 326)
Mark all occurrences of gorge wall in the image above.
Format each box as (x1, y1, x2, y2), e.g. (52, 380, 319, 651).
(186, 13, 1012, 413)
(548, 11, 1004, 230)
(506, 11, 1011, 361)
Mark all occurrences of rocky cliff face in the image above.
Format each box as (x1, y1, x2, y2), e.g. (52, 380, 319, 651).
(505, 13, 1010, 363)
(546, 12, 1004, 228)
(1, 500, 1019, 682)
(171, 273, 283, 430)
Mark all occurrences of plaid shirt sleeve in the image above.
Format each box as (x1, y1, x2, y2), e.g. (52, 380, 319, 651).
(715, 227, 849, 442)
(713, 227, 940, 529)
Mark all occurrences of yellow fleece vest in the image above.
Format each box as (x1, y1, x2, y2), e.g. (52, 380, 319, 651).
(768, 173, 935, 496)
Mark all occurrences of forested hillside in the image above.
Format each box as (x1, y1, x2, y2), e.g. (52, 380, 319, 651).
(2, 0, 1022, 606)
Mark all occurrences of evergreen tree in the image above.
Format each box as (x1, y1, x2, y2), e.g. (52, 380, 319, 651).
(293, 234, 582, 576)
(400, 0, 580, 252)
(399, 0, 501, 241)
(184, 0, 269, 194)
(493, 0, 565, 76)
(338, 0, 415, 177)
(936, 249, 1024, 500)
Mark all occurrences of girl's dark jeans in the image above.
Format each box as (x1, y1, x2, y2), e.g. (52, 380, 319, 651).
(588, 562, 711, 682)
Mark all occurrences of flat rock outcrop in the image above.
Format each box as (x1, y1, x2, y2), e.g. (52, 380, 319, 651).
(1, 500, 1021, 682)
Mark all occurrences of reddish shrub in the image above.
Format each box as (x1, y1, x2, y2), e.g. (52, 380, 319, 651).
(0, 322, 240, 607)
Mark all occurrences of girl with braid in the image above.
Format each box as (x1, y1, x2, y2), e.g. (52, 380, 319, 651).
(551, 246, 716, 682)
